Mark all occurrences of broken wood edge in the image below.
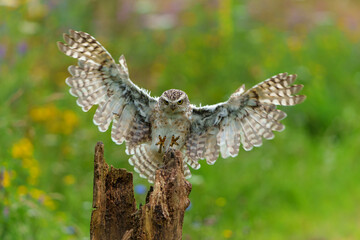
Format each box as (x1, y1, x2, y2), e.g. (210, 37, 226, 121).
(90, 142, 192, 240)
(90, 142, 107, 239)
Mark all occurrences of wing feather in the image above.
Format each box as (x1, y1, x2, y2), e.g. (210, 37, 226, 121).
(203, 128, 219, 165)
(58, 29, 157, 150)
(187, 73, 305, 165)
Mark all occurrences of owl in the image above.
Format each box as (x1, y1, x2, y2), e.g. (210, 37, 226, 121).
(58, 30, 306, 183)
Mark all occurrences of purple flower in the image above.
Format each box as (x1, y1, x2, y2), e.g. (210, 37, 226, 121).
(0, 44, 6, 59)
(47, 0, 58, 10)
(3, 207, 9, 218)
(17, 41, 28, 55)
(135, 184, 147, 194)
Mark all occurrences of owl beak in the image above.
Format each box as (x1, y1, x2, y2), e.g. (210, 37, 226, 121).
(170, 104, 176, 111)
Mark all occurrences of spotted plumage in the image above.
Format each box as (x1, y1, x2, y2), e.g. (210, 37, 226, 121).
(58, 30, 306, 183)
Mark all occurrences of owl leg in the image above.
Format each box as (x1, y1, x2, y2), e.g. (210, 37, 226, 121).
(170, 135, 180, 147)
(155, 135, 166, 153)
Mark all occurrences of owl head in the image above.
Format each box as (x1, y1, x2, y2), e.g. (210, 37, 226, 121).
(159, 89, 190, 114)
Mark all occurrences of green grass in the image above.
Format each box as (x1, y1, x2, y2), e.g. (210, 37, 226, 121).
(1, 1, 360, 239)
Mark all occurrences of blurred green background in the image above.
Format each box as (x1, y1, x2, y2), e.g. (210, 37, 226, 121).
(1, 0, 360, 239)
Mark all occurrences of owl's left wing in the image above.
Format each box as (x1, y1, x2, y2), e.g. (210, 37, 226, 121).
(58, 30, 157, 153)
(186, 73, 306, 166)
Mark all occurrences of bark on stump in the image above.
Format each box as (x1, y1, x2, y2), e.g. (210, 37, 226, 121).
(90, 142, 192, 240)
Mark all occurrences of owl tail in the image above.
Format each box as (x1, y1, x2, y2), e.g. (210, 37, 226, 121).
(128, 144, 192, 183)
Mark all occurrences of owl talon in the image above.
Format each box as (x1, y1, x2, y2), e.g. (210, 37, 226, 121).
(113, 112, 120, 118)
(156, 135, 166, 153)
(170, 135, 180, 147)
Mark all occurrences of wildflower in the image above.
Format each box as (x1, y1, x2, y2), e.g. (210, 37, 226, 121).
(0, 44, 6, 60)
(29, 188, 56, 210)
(28, 166, 40, 185)
(0, 169, 11, 188)
(63, 175, 76, 185)
(3, 207, 9, 218)
(22, 157, 37, 169)
(11, 138, 34, 159)
(62, 110, 79, 135)
(30, 188, 45, 200)
(43, 195, 56, 210)
(17, 185, 28, 196)
(134, 184, 147, 194)
(17, 41, 28, 55)
(30, 104, 58, 122)
(30, 105, 79, 135)
(222, 229, 233, 238)
(20, 158, 40, 185)
(215, 197, 226, 207)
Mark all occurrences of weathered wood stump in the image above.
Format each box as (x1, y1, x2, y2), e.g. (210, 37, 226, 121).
(90, 142, 192, 240)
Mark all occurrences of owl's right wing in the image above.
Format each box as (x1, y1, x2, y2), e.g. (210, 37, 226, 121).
(58, 30, 157, 153)
(186, 73, 306, 166)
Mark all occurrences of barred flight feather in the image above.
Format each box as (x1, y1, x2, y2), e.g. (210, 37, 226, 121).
(188, 72, 305, 164)
(129, 144, 160, 183)
(59, 29, 306, 184)
(58, 30, 158, 180)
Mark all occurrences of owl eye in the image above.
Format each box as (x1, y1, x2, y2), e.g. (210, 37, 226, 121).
(177, 100, 183, 105)
(164, 100, 169, 105)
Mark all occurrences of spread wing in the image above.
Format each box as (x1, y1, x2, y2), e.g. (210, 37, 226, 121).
(57, 30, 157, 153)
(187, 73, 306, 165)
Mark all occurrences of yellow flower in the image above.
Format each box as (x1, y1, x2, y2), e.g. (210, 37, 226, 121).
(22, 157, 37, 169)
(215, 197, 227, 207)
(29, 188, 56, 209)
(62, 110, 79, 135)
(43, 196, 57, 210)
(11, 138, 34, 159)
(30, 188, 45, 200)
(28, 166, 40, 185)
(20, 158, 40, 185)
(17, 185, 28, 196)
(223, 229, 233, 238)
(30, 104, 59, 123)
(1, 170, 11, 188)
(63, 175, 76, 185)
(31, 105, 79, 135)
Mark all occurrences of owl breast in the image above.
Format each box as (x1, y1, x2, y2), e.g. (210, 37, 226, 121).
(150, 110, 190, 154)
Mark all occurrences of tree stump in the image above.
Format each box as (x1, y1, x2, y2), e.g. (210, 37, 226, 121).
(90, 142, 192, 240)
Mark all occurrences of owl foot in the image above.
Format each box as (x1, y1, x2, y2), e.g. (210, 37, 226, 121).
(170, 135, 180, 147)
(113, 112, 121, 118)
(156, 135, 166, 153)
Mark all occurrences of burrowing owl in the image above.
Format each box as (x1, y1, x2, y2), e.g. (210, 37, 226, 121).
(58, 30, 306, 183)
